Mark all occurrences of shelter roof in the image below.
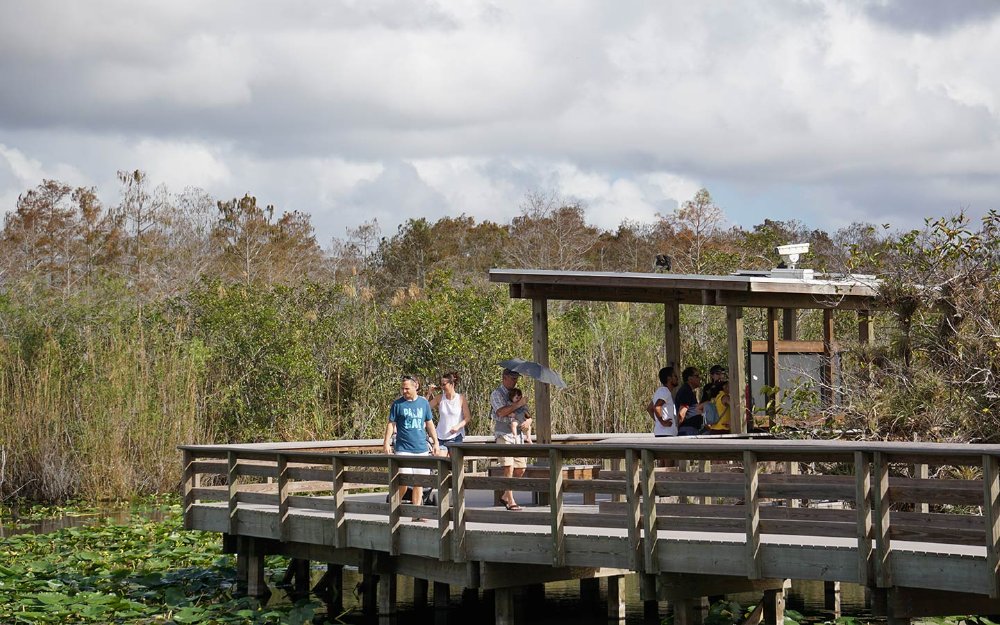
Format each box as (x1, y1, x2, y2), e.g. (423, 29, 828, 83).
(489, 268, 881, 310)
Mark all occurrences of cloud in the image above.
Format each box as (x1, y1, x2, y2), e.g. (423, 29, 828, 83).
(1, 1, 998, 242)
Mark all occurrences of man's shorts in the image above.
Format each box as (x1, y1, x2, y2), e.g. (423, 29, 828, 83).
(495, 433, 527, 469)
(394, 450, 432, 475)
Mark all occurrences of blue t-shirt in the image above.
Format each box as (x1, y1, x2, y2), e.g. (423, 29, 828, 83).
(389, 396, 433, 453)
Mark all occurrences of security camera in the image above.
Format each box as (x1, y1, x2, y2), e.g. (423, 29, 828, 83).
(775, 243, 810, 269)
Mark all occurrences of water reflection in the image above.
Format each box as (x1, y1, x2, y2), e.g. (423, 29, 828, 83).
(0, 507, 166, 537)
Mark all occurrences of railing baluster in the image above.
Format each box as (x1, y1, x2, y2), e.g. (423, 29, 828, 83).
(641, 448, 658, 574)
(437, 457, 452, 562)
(550, 448, 565, 567)
(872, 452, 891, 588)
(451, 447, 467, 563)
(855, 451, 872, 586)
(277, 453, 289, 542)
(227, 451, 239, 536)
(625, 449, 642, 570)
(983, 454, 1000, 598)
(744, 450, 761, 579)
(331, 456, 345, 548)
(388, 457, 401, 556)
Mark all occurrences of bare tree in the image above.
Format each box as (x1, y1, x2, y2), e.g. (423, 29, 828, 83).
(509, 190, 599, 270)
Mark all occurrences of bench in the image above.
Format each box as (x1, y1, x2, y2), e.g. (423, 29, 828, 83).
(487, 464, 601, 506)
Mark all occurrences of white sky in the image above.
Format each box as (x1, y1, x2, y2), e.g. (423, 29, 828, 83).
(1, 0, 999, 243)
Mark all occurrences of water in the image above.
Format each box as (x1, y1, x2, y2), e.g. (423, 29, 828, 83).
(0, 506, 166, 537)
(275, 566, 875, 624)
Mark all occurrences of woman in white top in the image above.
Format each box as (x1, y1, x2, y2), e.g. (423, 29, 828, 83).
(425, 371, 472, 457)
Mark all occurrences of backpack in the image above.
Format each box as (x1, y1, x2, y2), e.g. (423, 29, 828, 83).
(703, 401, 721, 426)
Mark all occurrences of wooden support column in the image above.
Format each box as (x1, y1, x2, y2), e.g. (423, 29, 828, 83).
(550, 448, 566, 567)
(495, 587, 515, 625)
(984, 454, 1000, 598)
(362, 573, 379, 615)
(413, 578, 429, 610)
(608, 575, 626, 621)
(533, 297, 552, 444)
(387, 458, 401, 556)
(824, 581, 842, 617)
(762, 588, 785, 625)
(855, 452, 873, 587)
(873, 452, 892, 588)
(580, 577, 600, 605)
(377, 573, 397, 616)
(182, 450, 198, 530)
(664, 301, 681, 369)
(673, 597, 709, 625)
(766, 308, 779, 426)
(859, 309, 874, 344)
(433, 581, 450, 611)
(782, 308, 797, 341)
(625, 449, 643, 570)
(640, 574, 659, 623)
(331, 456, 346, 548)
(277, 454, 289, 542)
(245, 538, 268, 599)
(437, 457, 452, 561)
(744, 451, 762, 580)
(315, 563, 344, 615)
(641, 449, 659, 574)
(821, 309, 835, 407)
(451, 447, 467, 563)
(727, 306, 746, 434)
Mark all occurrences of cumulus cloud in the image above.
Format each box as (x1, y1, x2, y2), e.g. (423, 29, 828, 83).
(1, 1, 998, 240)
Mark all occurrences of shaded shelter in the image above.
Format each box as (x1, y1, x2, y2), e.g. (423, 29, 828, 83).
(489, 268, 881, 440)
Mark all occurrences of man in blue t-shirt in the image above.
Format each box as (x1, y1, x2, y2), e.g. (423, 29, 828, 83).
(383, 375, 440, 516)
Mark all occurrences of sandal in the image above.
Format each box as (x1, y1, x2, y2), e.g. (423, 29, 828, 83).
(504, 502, 522, 511)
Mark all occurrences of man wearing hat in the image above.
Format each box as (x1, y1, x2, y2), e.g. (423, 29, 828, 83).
(703, 364, 727, 400)
(490, 368, 530, 510)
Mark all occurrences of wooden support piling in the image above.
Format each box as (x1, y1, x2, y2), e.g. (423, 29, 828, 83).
(413, 578, 429, 610)
(607, 575, 626, 621)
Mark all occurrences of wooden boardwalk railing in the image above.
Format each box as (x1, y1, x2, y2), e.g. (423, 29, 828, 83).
(179, 436, 1000, 623)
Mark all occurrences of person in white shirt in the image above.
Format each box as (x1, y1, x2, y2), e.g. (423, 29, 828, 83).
(647, 366, 679, 437)
(425, 371, 472, 457)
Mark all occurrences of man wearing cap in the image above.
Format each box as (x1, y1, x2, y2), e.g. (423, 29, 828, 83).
(703, 365, 727, 400)
(491, 368, 530, 510)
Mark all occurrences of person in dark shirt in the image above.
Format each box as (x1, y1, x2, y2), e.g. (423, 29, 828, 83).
(675, 366, 704, 434)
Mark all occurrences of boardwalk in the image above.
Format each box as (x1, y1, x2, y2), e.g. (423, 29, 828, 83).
(180, 436, 1000, 624)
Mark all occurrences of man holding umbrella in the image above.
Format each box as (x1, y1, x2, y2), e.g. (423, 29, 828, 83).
(491, 368, 531, 510)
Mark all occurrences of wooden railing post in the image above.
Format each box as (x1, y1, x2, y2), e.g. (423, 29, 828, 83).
(855, 451, 872, 587)
(914, 463, 929, 513)
(744, 450, 761, 579)
(550, 448, 565, 567)
(388, 457, 401, 556)
(641, 448, 658, 574)
(451, 447, 467, 563)
(331, 456, 346, 548)
(277, 453, 289, 542)
(437, 457, 452, 562)
(983, 454, 1000, 598)
(182, 450, 198, 530)
(625, 449, 642, 570)
(873, 452, 891, 588)
(227, 451, 239, 535)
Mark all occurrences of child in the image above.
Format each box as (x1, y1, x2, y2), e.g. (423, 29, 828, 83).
(507, 387, 533, 444)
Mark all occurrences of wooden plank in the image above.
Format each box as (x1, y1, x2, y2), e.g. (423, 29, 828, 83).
(332, 456, 346, 548)
(750, 341, 825, 354)
(388, 458, 401, 556)
(625, 449, 642, 571)
(452, 447, 468, 563)
(533, 297, 552, 444)
(856, 451, 872, 587)
(641, 449, 658, 574)
(190, 487, 227, 501)
(191, 460, 228, 475)
(344, 470, 389, 485)
(985, 454, 1000, 598)
(287, 466, 334, 482)
(873, 451, 891, 588)
(277, 454, 289, 542)
(550, 449, 566, 567)
(782, 308, 797, 341)
(745, 450, 761, 579)
(727, 306, 746, 434)
(437, 457, 451, 562)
